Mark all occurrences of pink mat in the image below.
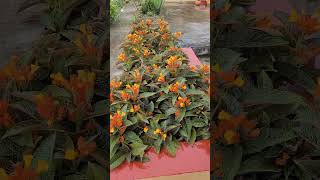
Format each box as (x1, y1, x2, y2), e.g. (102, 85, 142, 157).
(110, 140, 210, 180)
(182, 48, 202, 66)
(110, 48, 209, 180)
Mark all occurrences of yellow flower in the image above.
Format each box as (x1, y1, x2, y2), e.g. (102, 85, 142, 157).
(31, 64, 39, 74)
(0, 168, 8, 180)
(144, 49, 151, 57)
(65, 149, 78, 160)
(218, 111, 232, 120)
(224, 130, 237, 144)
(144, 127, 149, 133)
(36, 160, 49, 174)
(154, 128, 161, 135)
(50, 72, 65, 86)
(158, 73, 166, 83)
(118, 53, 127, 62)
(130, 108, 134, 112)
(162, 133, 167, 140)
(232, 77, 245, 87)
(23, 154, 33, 168)
(289, 9, 298, 22)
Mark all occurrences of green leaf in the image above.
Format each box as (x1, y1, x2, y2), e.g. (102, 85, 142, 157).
(87, 162, 108, 180)
(166, 138, 176, 156)
(188, 128, 196, 144)
(140, 92, 157, 98)
(242, 88, 305, 105)
(191, 118, 207, 127)
(2, 120, 43, 139)
(43, 85, 72, 99)
(222, 145, 243, 180)
(294, 160, 320, 178)
(147, 101, 154, 112)
(212, 48, 246, 71)
(110, 152, 126, 170)
(88, 100, 108, 118)
(130, 142, 148, 157)
(125, 131, 143, 144)
(186, 89, 206, 96)
(244, 128, 296, 154)
(175, 108, 186, 122)
(294, 125, 320, 149)
(165, 107, 176, 117)
(10, 101, 38, 119)
(156, 94, 171, 102)
(238, 157, 280, 175)
(258, 71, 273, 89)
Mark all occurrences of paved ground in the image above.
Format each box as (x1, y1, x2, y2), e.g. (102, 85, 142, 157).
(110, 1, 210, 78)
(0, 0, 43, 65)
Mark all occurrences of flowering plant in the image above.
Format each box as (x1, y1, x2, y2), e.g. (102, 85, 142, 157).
(0, 1, 108, 179)
(212, 0, 320, 179)
(110, 17, 210, 169)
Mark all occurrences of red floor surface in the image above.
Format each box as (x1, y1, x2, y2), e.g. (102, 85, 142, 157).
(110, 140, 210, 180)
(110, 48, 209, 180)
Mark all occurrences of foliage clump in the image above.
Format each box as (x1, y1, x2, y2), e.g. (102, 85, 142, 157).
(110, 17, 210, 169)
(212, 0, 320, 179)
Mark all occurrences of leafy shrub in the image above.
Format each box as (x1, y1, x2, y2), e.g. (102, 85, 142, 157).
(140, 0, 164, 15)
(0, 1, 108, 179)
(212, 0, 320, 179)
(111, 0, 125, 23)
(110, 17, 210, 169)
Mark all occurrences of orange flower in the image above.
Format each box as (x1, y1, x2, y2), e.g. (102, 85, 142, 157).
(175, 96, 191, 108)
(130, 105, 140, 113)
(64, 71, 95, 107)
(157, 19, 168, 32)
(110, 92, 115, 103)
(120, 91, 131, 101)
(110, 80, 122, 89)
(77, 136, 97, 156)
(133, 69, 142, 82)
(166, 56, 181, 70)
(143, 49, 151, 57)
(8, 165, 37, 180)
(50, 72, 66, 87)
(35, 94, 59, 125)
(127, 33, 142, 44)
(161, 33, 169, 40)
(110, 110, 125, 133)
(146, 19, 153, 26)
(174, 32, 182, 39)
(296, 14, 320, 35)
(118, 53, 127, 62)
(189, 65, 198, 72)
(1, 57, 37, 83)
(200, 64, 210, 73)
(169, 82, 187, 93)
(143, 126, 149, 133)
(126, 84, 140, 100)
(158, 72, 166, 83)
(255, 17, 272, 28)
(224, 130, 239, 144)
(0, 100, 14, 128)
(275, 152, 290, 166)
(168, 47, 180, 52)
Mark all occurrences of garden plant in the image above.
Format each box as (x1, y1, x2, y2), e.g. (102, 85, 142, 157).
(0, 0, 108, 179)
(212, 0, 320, 179)
(110, 17, 210, 169)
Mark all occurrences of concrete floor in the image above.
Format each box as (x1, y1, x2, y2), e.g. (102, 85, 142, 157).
(0, 0, 43, 65)
(110, 1, 210, 78)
